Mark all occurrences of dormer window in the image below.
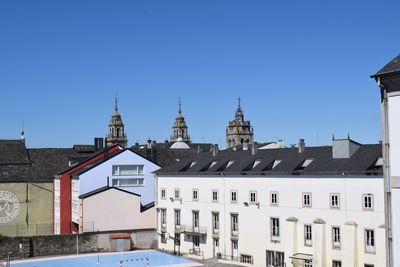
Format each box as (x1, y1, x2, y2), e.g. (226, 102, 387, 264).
(252, 160, 262, 169)
(295, 158, 314, 171)
(216, 160, 235, 172)
(368, 156, 384, 170)
(209, 161, 218, 169)
(262, 159, 282, 171)
(226, 160, 235, 168)
(190, 161, 197, 168)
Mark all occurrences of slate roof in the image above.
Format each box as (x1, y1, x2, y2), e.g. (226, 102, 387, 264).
(131, 142, 213, 167)
(156, 144, 382, 177)
(0, 140, 98, 182)
(0, 140, 30, 165)
(372, 54, 400, 77)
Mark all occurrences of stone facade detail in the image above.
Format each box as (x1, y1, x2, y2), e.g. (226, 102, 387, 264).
(226, 98, 254, 148)
(170, 101, 191, 143)
(106, 98, 128, 148)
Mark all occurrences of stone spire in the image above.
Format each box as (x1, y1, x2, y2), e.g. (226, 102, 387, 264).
(226, 97, 254, 148)
(170, 99, 191, 143)
(106, 97, 128, 148)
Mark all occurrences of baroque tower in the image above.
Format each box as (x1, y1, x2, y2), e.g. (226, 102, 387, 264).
(170, 100, 191, 143)
(106, 98, 128, 148)
(226, 97, 254, 148)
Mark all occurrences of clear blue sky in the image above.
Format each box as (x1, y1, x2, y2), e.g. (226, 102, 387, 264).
(1, 0, 399, 148)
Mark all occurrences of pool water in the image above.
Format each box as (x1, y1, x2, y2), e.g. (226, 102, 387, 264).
(11, 250, 198, 267)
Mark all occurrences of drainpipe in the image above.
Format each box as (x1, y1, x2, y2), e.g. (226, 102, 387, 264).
(379, 77, 393, 267)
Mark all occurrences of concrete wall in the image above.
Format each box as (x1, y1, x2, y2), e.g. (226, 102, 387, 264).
(80, 188, 155, 232)
(157, 175, 385, 267)
(78, 150, 160, 205)
(0, 229, 156, 260)
(0, 183, 53, 237)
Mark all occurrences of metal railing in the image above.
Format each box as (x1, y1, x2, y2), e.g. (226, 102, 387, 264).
(181, 225, 207, 234)
(189, 248, 203, 256)
(217, 254, 239, 262)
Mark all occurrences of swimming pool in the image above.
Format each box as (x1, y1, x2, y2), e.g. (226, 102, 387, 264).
(11, 250, 202, 267)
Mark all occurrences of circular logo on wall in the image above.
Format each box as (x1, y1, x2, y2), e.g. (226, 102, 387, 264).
(0, 191, 20, 223)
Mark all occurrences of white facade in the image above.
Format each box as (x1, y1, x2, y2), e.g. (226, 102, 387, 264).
(388, 93, 400, 266)
(156, 175, 385, 267)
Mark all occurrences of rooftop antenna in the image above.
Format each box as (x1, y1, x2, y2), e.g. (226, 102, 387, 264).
(347, 133, 350, 140)
(238, 96, 241, 108)
(21, 120, 25, 142)
(178, 97, 182, 114)
(114, 93, 118, 112)
(332, 134, 335, 141)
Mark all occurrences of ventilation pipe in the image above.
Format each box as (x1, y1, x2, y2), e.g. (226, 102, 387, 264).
(251, 143, 258, 155)
(298, 139, 305, 153)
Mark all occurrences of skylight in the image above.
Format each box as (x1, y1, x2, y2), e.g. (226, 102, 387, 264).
(189, 161, 197, 168)
(301, 159, 314, 168)
(210, 161, 218, 169)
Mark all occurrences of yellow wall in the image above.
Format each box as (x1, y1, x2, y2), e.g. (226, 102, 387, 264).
(0, 182, 53, 237)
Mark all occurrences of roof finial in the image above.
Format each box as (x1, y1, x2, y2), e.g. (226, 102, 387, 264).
(114, 94, 118, 112)
(347, 133, 350, 140)
(332, 134, 335, 141)
(178, 97, 182, 114)
(21, 120, 25, 142)
(238, 96, 241, 109)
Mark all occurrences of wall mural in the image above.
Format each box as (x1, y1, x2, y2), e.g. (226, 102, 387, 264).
(0, 191, 20, 223)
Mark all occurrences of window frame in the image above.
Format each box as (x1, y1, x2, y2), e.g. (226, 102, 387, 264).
(332, 226, 341, 249)
(330, 193, 340, 209)
(174, 188, 180, 200)
(364, 228, 375, 254)
(174, 209, 181, 229)
(270, 217, 280, 242)
(192, 189, 199, 201)
(302, 192, 312, 207)
(212, 189, 219, 202)
(249, 190, 257, 204)
(230, 190, 238, 203)
(112, 164, 144, 176)
(160, 188, 166, 199)
(304, 224, 312, 246)
(332, 260, 342, 267)
(362, 193, 374, 211)
(270, 191, 279, 206)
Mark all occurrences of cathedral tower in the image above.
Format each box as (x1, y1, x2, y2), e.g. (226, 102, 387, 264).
(226, 97, 254, 148)
(170, 100, 191, 143)
(106, 98, 128, 148)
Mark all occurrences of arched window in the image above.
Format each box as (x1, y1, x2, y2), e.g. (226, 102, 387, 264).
(241, 138, 244, 144)
(117, 128, 120, 137)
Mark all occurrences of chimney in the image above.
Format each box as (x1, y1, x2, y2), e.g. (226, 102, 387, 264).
(251, 143, 258, 155)
(94, 137, 104, 151)
(332, 138, 360, 158)
(298, 139, 305, 153)
(212, 144, 219, 156)
(152, 139, 157, 144)
(134, 141, 139, 146)
(164, 139, 169, 144)
(21, 131, 25, 144)
(243, 142, 249, 151)
(147, 138, 152, 149)
(232, 145, 237, 151)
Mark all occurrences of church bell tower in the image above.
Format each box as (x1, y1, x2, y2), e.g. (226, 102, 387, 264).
(106, 98, 128, 148)
(170, 100, 191, 143)
(226, 97, 254, 148)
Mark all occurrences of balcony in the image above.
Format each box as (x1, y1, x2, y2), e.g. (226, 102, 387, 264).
(231, 229, 239, 239)
(181, 225, 207, 235)
(175, 224, 182, 232)
(212, 228, 219, 236)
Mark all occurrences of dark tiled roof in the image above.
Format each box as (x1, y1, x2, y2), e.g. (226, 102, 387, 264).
(156, 144, 382, 177)
(130, 142, 213, 167)
(372, 54, 400, 77)
(141, 201, 155, 212)
(0, 140, 30, 165)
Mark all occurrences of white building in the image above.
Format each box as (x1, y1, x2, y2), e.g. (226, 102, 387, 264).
(155, 139, 385, 267)
(372, 55, 400, 267)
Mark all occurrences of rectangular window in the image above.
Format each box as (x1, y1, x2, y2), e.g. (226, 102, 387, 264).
(266, 251, 274, 267)
(161, 188, 166, 199)
(112, 178, 144, 187)
(174, 188, 180, 200)
(240, 255, 253, 264)
(270, 191, 279, 206)
(212, 212, 219, 234)
(192, 189, 199, 201)
(303, 193, 312, 207)
(249, 190, 257, 204)
(212, 190, 219, 202)
(193, 211, 199, 228)
(332, 227, 341, 249)
(330, 193, 340, 208)
(365, 229, 375, 253)
(112, 165, 144, 175)
(305, 259, 312, 267)
(364, 265, 374, 267)
(363, 194, 374, 210)
(271, 217, 280, 241)
(231, 190, 238, 203)
(333, 260, 342, 267)
(174, 209, 181, 229)
(160, 209, 167, 228)
(304, 224, 312, 246)
(231, 214, 238, 236)
(161, 232, 167, 243)
(266, 251, 284, 267)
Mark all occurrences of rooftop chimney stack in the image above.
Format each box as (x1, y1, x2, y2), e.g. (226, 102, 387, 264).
(298, 139, 305, 153)
(332, 137, 360, 158)
(212, 144, 219, 156)
(94, 137, 104, 151)
(147, 138, 152, 149)
(251, 143, 258, 155)
(243, 142, 249, 151)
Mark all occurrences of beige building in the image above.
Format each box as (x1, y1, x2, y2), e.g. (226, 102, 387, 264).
(79, 186, 155, 232)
